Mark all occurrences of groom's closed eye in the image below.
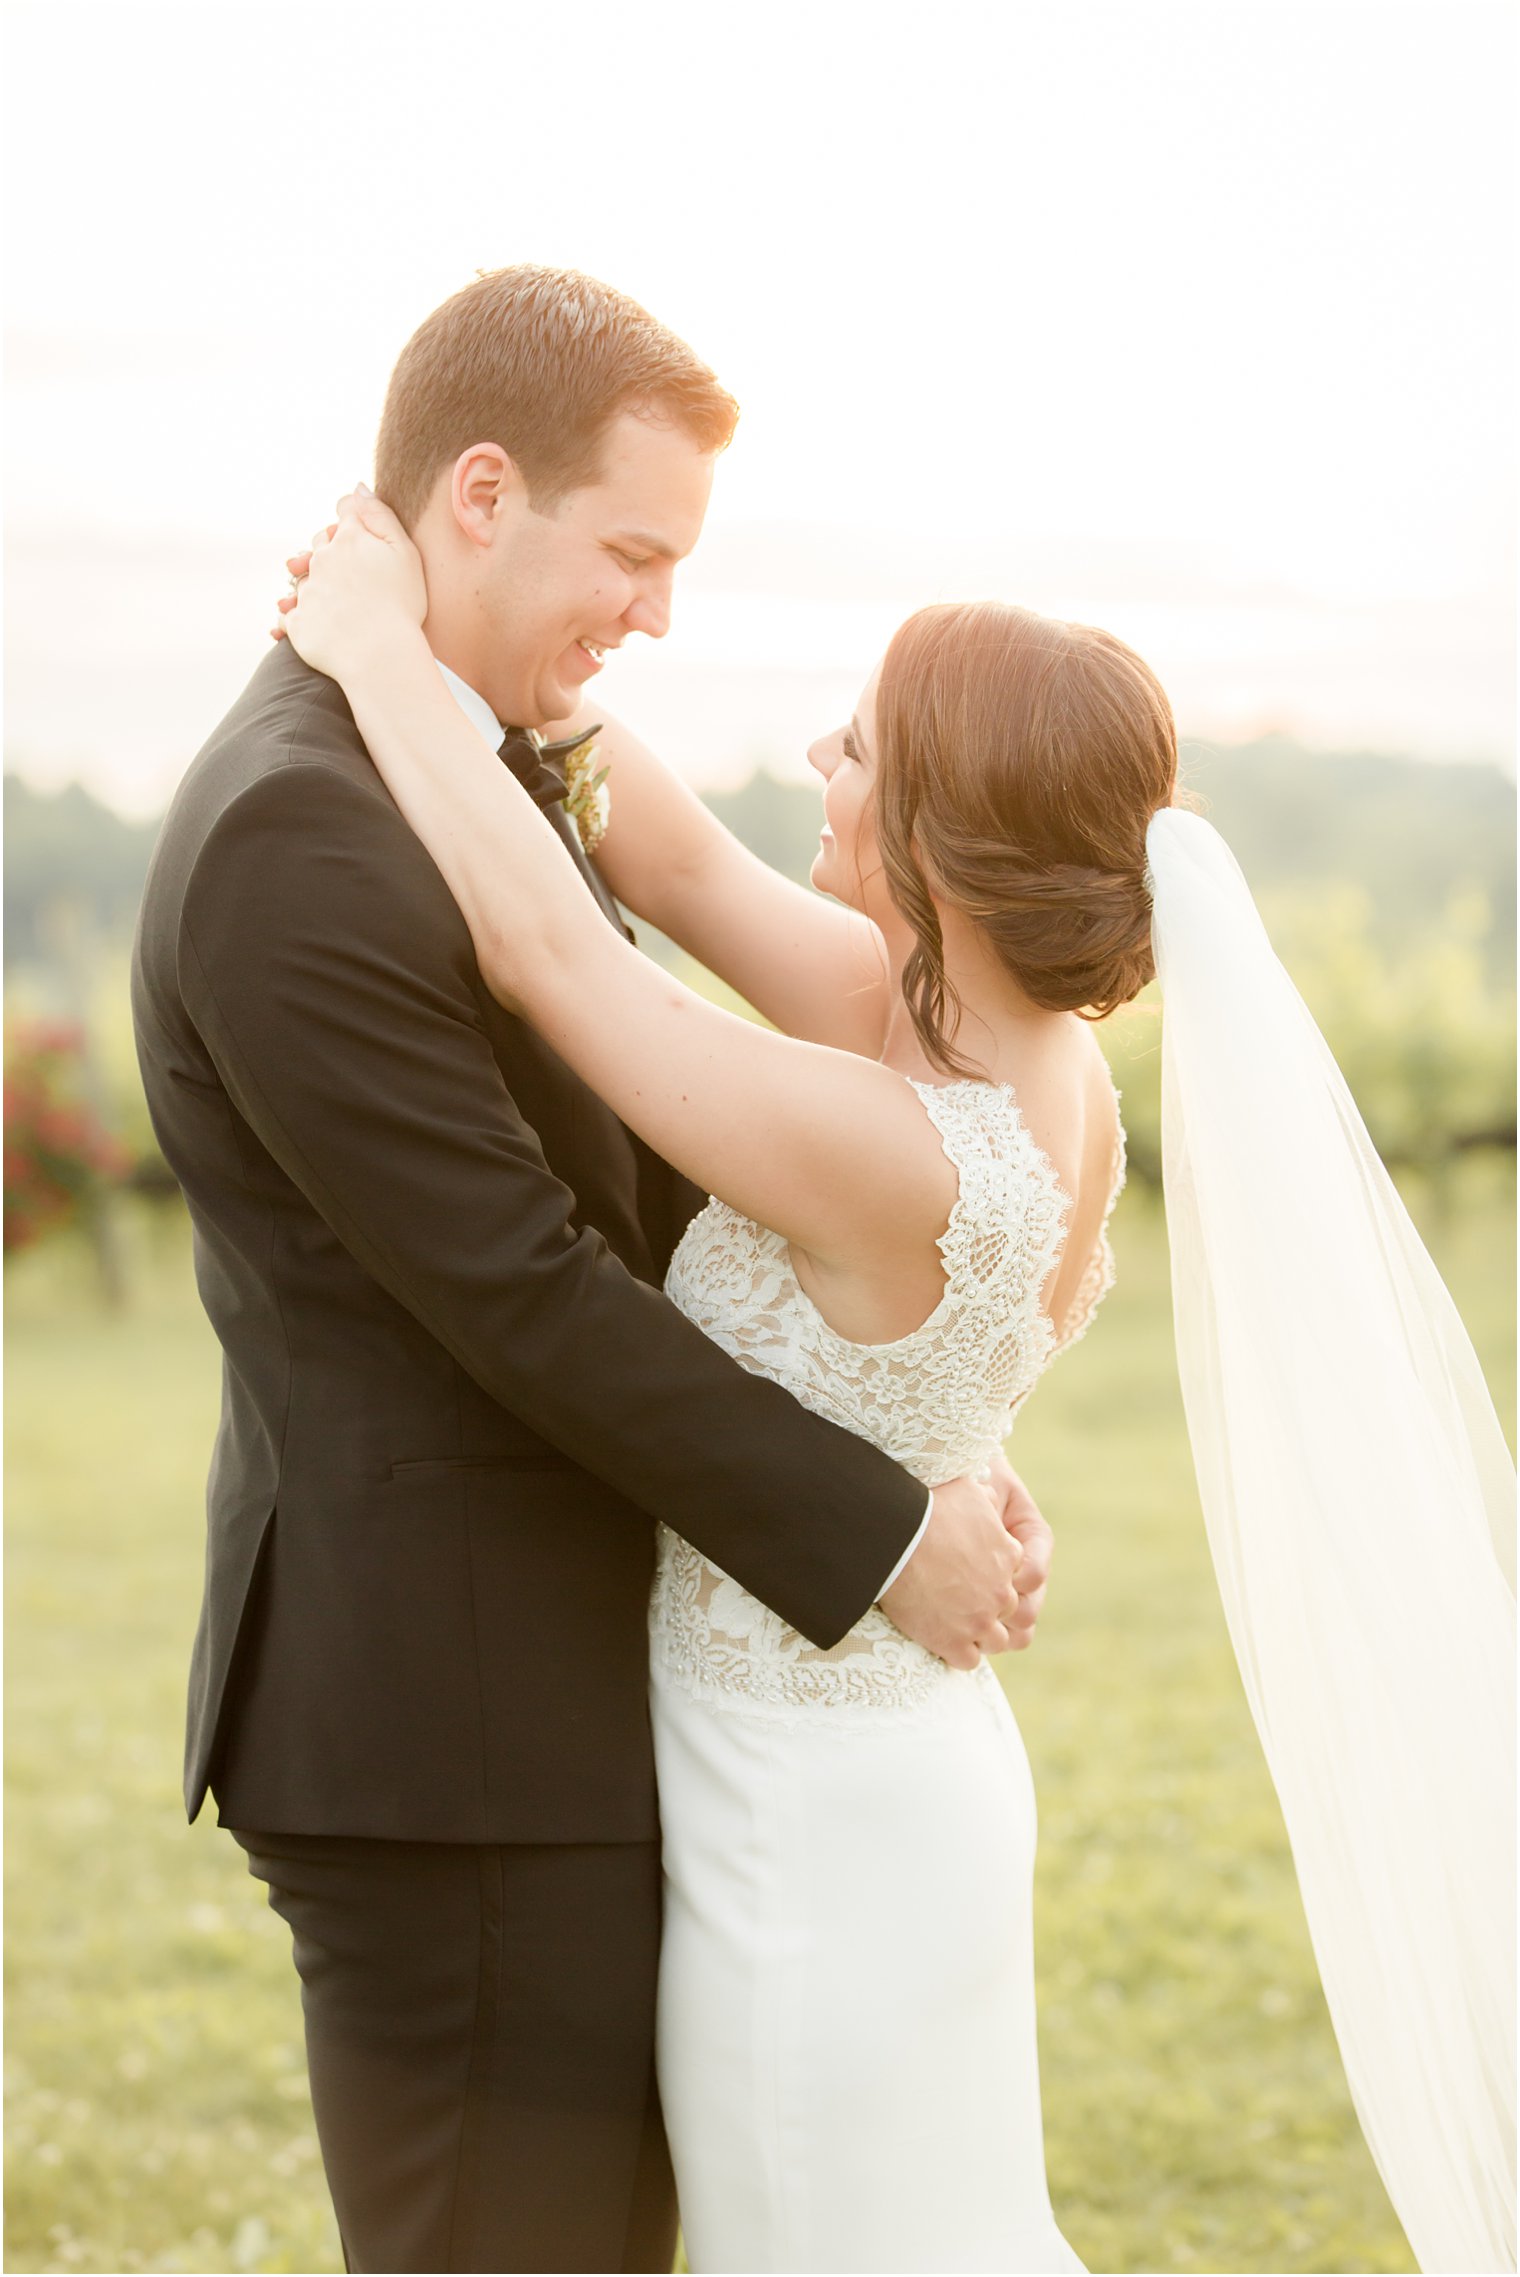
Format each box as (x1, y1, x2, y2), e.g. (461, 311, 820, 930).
(606, 528, 682, 567)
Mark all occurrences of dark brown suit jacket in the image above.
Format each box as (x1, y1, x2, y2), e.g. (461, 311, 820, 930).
(130, 642, 925, 1843)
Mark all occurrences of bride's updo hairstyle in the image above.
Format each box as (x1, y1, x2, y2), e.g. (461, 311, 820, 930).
(874, 601, 1179, 1073)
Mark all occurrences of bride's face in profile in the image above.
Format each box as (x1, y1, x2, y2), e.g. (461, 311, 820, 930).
(808, 663, 890, 922)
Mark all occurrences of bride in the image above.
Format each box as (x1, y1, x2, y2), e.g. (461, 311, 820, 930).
(279, 494, 1514, 2275)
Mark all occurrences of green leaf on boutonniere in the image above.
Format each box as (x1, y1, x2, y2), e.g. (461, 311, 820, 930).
(564, 737, 612, 854)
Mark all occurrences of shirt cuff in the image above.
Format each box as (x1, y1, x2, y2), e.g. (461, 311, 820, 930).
(877, 1490, 934, 1599)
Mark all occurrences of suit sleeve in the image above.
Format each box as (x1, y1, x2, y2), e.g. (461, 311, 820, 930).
(179, 758, 927, 1648)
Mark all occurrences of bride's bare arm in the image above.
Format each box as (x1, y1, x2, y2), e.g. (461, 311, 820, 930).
(280, 512, 951, 1275)
(340, 643, 948, 1270)
(540, 701, 891, 1056)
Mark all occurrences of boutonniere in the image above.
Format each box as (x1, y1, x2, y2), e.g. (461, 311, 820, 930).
(563, 734, 612, 855)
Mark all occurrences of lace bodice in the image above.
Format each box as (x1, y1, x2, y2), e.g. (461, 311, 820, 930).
(650, 1077, 1125, 1719)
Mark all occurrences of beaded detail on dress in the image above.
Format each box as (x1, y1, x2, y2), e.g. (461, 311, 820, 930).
(650, 1078, 1125, 1719)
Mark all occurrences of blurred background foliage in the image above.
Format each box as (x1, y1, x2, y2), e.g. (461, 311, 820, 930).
(4, 740, 1515, 2274)
(701, 741, 1519, 1192)
(6, 739, 1515, 1235)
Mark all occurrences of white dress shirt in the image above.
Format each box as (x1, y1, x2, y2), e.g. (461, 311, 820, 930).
(436, 659, 504, 752)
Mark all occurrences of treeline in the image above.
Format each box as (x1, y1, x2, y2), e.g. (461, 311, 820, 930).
(5, 778, 164, 965)
(5, 744, 1515, 1192)
(8, 740, 1514, 970)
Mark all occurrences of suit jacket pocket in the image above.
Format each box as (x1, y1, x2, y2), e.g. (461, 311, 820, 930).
(389, 1452, 576, 1480)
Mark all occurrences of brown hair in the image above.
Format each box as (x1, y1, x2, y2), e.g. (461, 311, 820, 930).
(874, 601, 1179, 1073)
(374, 264, 739, 528)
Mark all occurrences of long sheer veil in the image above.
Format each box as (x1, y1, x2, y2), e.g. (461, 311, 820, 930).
(1145, 808, 1515, 2275)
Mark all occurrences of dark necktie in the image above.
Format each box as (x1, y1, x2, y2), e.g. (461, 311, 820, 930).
(496, 719, 629, 942)
(496, 723, 600, 812)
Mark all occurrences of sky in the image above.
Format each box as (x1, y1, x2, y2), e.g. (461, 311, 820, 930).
(4, 0, 1516, 814)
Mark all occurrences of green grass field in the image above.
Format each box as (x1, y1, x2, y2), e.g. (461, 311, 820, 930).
(5, 1164, 1514, 2276)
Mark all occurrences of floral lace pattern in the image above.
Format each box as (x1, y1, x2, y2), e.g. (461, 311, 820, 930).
(651, 1078, 1126, 1720)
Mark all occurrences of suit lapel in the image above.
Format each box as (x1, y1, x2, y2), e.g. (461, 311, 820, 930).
(543, 802, 635, 942)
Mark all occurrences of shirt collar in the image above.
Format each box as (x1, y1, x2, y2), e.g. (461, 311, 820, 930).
(435, 660, 504, 753)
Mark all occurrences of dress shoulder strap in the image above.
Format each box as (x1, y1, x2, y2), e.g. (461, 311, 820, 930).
(903, 1078, 1070, 1317)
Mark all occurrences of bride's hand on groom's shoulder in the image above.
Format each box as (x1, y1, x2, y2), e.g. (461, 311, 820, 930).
(271, 488, 428, 680)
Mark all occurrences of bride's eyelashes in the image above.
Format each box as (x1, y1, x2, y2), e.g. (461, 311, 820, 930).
(841, 730, 861, 764)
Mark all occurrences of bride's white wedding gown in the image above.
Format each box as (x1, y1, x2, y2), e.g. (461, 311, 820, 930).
(650, 1076, 1124, 2275)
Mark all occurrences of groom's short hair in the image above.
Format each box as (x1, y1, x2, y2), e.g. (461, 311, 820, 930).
(374, 264, 739, 528)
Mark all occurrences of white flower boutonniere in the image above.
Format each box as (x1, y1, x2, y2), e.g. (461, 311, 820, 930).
(563, 735, 612, 855)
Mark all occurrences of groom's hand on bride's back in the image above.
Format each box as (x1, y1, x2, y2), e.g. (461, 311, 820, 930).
(882, 1476, 1028, 1670)
(986, 1456, 1053, 1652)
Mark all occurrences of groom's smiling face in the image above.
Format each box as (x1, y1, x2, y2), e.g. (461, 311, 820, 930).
(437, 410, 716, 729)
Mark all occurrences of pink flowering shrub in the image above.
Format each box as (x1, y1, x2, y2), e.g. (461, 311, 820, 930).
(4, 1020, 129, 1253)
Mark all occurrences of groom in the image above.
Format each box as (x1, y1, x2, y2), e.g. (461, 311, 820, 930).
(132, 264, 1039, 2274)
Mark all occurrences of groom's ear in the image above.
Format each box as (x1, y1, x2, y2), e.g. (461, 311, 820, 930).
(447, 443, 523, 549)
